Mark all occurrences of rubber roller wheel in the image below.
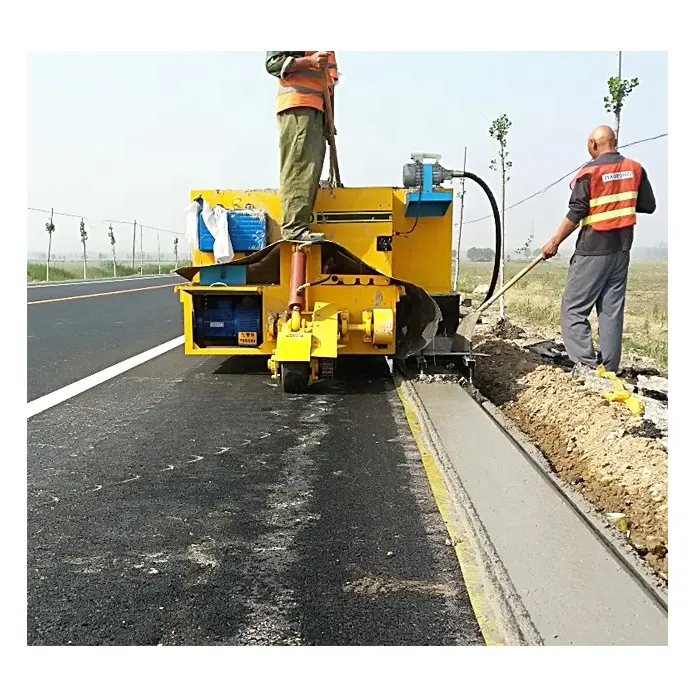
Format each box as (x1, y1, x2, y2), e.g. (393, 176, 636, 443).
(281, 362, 310, 394)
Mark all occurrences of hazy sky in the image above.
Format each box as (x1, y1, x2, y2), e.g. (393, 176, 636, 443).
(27, 51, 667, 256)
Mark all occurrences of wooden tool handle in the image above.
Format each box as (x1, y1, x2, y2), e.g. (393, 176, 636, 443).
(479, 253, 545, 313)
(321, 68, 341, 187)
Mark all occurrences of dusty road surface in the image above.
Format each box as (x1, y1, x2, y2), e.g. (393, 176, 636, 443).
(27, 278, 483, 646)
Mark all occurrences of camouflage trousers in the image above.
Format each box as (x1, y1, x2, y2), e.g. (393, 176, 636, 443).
(277, 107, 326, 240)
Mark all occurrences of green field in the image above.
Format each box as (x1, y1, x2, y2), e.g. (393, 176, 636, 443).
(457, 260, 668, 368)
(27, 261, 181, 283)
(29, 258, 668, 368)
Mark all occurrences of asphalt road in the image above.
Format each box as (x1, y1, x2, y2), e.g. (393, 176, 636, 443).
(27, 276, 483, 646)
(27, 275, 182, 401)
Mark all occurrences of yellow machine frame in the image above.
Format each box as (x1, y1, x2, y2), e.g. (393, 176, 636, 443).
(175, 185, 456, 390)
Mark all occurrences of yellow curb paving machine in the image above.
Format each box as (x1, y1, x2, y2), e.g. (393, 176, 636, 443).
(174, 154, 502, 393)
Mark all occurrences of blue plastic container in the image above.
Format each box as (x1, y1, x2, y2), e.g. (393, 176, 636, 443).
(198, 208, 267, 253)
(198, 265, 247, 286)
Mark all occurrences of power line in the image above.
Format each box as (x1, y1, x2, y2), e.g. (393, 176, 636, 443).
(26, 207, 185, 236)
(29, 131, 667, 235)
(462, 132, 668, 225)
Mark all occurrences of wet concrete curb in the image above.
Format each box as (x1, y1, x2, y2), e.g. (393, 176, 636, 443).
(395, 375, 543, 646)
(465, 383, 669, 611)
(396, 373, 668, 645)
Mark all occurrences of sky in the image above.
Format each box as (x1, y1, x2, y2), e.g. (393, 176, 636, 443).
(26, 51, 668, 257)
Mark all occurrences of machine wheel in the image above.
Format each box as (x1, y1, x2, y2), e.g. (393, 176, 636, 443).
(281, 362, 310, 394)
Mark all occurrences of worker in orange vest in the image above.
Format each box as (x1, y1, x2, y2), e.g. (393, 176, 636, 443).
(540, 125, 656, 375)
(265, 51, 339, 241)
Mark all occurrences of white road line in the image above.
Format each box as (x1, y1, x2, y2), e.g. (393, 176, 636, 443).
(27, 274, 180, 289)
(27, 336, 185, 419)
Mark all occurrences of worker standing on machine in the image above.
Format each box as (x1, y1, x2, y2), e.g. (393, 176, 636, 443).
(540, 125, 656, 375)
(265, 51, 339, 241)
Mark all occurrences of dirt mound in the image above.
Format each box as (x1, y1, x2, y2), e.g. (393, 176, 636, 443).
(472, 335, 668, 579)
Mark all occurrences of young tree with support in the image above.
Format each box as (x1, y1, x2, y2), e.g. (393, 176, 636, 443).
(108, 224, 117, 277)
(45, 209, 55, 282)
(80, 218, 88, 280)
(489, 114, 513, 321)
(604, 51, 639, 144)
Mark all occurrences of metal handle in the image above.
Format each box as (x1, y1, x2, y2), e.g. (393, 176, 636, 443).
(478, 253, 544, 313)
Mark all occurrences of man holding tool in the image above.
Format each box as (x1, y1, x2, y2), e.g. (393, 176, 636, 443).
(265, 51, 340, 241)
(540, 125, 656, 375)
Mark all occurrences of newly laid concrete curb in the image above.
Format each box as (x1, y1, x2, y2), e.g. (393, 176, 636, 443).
(404, 378, 668, 646)
(397, 376, 543, 646)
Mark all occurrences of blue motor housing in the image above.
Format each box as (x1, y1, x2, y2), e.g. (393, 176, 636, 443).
(194, 294, 262, 346)
(197, 207, 267, 253)
(402, 160, 454, 218)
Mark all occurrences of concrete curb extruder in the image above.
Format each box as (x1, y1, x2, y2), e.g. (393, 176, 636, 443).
(174, 154, 502, 393)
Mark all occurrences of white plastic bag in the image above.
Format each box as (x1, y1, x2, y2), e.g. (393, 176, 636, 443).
(201, 199, 234, 264)
(184, 199, 202, 254)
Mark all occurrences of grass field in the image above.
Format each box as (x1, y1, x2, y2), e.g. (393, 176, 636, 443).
(27, 261, 181, 283)
(457, 260, 668, 368)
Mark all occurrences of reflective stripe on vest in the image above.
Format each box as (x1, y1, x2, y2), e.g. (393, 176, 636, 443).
(588, 191, 638, 207)
(581, 206, 637, 227)
(276, 51, 338, 114)
(572, 157, 643, 231)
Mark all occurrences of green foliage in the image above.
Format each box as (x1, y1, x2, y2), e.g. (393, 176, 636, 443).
(488, 114, 512, 148)
(489, 114, 513, 182)
(466, 247, 496, 262)
(604, 75, 640, 117)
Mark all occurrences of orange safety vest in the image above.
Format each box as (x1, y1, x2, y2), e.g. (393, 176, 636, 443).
(570, 156, 643, 231)
(276, 51, 338, 114)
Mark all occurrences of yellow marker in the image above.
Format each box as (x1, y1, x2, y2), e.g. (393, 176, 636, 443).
(596, 365, 644, 416)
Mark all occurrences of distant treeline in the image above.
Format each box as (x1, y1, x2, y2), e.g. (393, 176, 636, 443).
(460, 244, 668, 263)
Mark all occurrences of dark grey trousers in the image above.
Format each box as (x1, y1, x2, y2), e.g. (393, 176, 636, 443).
(560, 251, 630, 372)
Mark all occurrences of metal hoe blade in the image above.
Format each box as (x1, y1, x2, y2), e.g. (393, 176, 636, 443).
(452, 253, 545, 353)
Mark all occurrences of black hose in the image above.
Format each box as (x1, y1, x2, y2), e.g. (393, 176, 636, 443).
(460, 172, 502, 302)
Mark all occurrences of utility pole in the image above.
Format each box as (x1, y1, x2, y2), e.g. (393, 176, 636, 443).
(453, 146, 467, 292)
(139, 224, 144, 276)
(132, 219, 137, 273)
(157, 232, 162, 274)
(45, 208, 55, 282)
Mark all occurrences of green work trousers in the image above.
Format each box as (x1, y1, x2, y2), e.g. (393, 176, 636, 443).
(277, 106, 326, 240)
